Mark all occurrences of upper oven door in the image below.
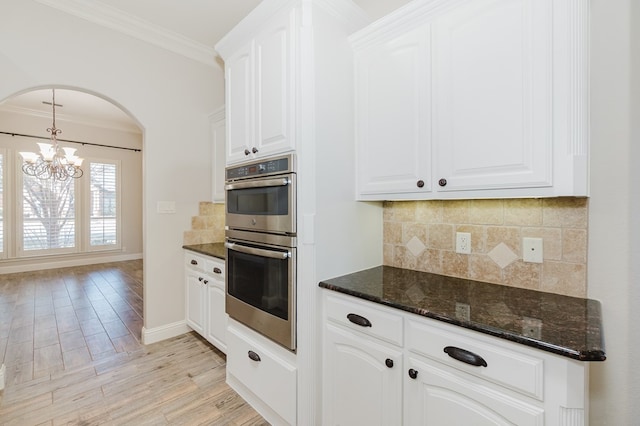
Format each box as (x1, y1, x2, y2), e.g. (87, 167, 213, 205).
(225, 173, 296, 235)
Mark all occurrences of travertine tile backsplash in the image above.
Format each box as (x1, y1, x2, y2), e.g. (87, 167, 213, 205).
(383, 198, 588, 297)
(183, 202, 225, 245)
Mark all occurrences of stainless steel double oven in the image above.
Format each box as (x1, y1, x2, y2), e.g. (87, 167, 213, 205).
(224, 154, 296, 351)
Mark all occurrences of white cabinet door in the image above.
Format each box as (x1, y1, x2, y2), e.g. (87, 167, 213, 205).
(405, 355, 544, 426)
(355, 25, 431, 197)
(227, 322, 297, 425)
(352, 0, 588, 199)
(205, 281, 227, 352)
(185, 270, 205, 335)
(323, 323, 403, 426)
(225, 10, 295, 165)
(254, 9, 295, 157)
(209, 108, 226, 202)
(226, 43, 254, 164)
(433, 0, 553, 192)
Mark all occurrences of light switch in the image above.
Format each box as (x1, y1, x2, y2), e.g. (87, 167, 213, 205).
(157, 201, 176, 214)
(523, 237, 543, 263)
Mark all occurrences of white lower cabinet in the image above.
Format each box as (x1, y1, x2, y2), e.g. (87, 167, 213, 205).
(204, 258, 227, 352)
(322, 290, 589, 425)
(185, 253, 207, 336)
(184, 251, 227, 353)
(226, 320, 297, 426)
(324, 323, 403, 426)
(405, 356, 544, 425)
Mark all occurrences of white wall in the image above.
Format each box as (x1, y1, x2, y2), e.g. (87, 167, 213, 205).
(630, 0, 640, 421)
(587, 0, 637, 424)
(0, 1, 221, 333)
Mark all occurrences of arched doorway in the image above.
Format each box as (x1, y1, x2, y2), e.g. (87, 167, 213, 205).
(0, 87, 144, 386)
(0, 87, 143, 270)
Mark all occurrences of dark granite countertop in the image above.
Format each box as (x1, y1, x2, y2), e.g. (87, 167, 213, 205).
(319, 266, 605, 362)
(183, 243, 226, 260)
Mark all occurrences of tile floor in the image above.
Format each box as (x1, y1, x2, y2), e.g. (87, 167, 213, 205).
(0, 260, 267, 425)
(0, 260, 144, 386)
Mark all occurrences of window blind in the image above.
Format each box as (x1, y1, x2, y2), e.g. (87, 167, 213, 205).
(90, 162, 117, 246)
(22, 174, 75, 251)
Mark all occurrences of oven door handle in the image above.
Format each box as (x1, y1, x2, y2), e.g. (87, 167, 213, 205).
(225, 242, 291, 260)
(225, 177, 291, 190)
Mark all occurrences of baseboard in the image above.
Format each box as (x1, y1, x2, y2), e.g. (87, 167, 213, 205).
(142, 321, 190, 344)
(0, 253, 143, 274)
(0, 363, 5, 391)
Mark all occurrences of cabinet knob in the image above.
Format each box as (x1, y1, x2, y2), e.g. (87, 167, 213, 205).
(385, 358, 394, 368)
(213, 267, 222, 274)
(244, 149, 250, 156)
(248, 350, 261, 362)
(203, 280, 209, 285)
(417, 180, 425, 188)
(438, 178, 447, 187)
(190, 259, 198, 265)
(408, 369, 418, 379)
(252, 147, 259, 154)
(198, 277, 204, 282)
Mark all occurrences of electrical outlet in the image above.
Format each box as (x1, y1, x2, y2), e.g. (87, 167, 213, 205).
(522, 316, 542, 340)
(455, 302, 470, 321)
(523, 237, 543, 263)
(456, 232, 471, 254)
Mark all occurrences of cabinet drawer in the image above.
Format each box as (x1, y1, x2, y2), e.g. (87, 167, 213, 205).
(407, 319, 544, 400)
(205, 258, 225, 280)
(325, 293, 403, 347)
(227, 324, 297, 425)
(184, 252, 206, 272)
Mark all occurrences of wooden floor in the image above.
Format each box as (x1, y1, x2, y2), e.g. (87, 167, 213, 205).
(0, 260, 267, 425)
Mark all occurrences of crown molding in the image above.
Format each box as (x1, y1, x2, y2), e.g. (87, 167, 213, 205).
(35, 0, 217, 68)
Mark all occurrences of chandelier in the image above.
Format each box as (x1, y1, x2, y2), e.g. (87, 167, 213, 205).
(20, 89, 84, 181)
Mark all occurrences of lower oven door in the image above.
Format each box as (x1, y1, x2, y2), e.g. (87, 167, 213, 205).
(225, 237, 296, 351)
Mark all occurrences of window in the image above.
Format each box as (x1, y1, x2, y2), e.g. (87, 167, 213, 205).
(22, 174, 76, 252)
(13, 155, 121, 257)
(89, 161, 119, 248)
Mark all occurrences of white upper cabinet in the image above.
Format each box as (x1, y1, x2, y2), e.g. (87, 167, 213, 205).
(255, 15, 294, 156)
(221, 10, 295, 164)
(225, 45, 254, 163)
(433, 0, 552, 192)
(355, 25, 432, 196)
(351, 0, 589, 200)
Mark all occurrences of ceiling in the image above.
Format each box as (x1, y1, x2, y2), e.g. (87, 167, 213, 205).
(1, 0, 410, 131)
(95, 0, 264, 49)
(1, 89, 139, 133)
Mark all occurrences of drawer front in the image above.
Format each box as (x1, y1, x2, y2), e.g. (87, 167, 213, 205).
(227, 324, 297, 424)
(184, 252, 206, 272)
(407, 319, 544, 400)
(205, 258, 225, 282)
(325, 293, 403, 347)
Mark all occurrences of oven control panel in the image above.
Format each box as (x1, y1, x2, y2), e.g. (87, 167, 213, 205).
(226, 154, 295, 180)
